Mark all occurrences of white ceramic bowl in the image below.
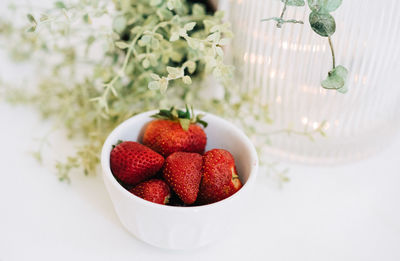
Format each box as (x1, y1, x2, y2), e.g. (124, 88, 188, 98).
(101, 110, 258, 250)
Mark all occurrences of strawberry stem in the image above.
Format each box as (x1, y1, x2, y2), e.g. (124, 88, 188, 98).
(151, 105, 208, 130)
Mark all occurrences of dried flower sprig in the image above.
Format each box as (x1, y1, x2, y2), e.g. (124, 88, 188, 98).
(0, 0, 233, 179)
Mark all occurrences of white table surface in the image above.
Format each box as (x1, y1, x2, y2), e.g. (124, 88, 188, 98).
(1, 103, 400, 261)
(1, 1, 400, 260)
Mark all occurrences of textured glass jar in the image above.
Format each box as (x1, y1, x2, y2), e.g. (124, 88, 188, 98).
(222, 0, 400, 164)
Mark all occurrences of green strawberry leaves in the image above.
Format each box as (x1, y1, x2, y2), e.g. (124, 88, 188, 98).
(151, 105, 207, 131)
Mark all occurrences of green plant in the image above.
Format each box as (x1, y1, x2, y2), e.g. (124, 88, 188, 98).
(263, 0, 348, 93)
(0, 0, 328, 183)
(0, 0, 233, 180)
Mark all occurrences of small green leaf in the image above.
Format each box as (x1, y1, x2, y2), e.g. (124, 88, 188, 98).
(115, 41, 130, 49)
(167, 0, 174, 10)
(113, 16, 127, 34)
(207, 32, 220, 42)
(150, 73, 161, 80)
(321, 65, 348, 93)
(148, 81, 160, 90)
(193, 4, 206, 16)
(150, 0, 162, 6)
(159, 78, 168, 93)
(166, 66, 181, 78)
(333, 65, 348, 79)
(182, 75, 192, 85)
(142, 59, 150, 68)
(184, 61, 196, 74)
(27, 26, 36, 33)
(151, 38, 160, 50)
(27, 14, 36, 25)
(156, 9, 173, 20)
(215, 46, 224, 57)
(186, 37, 199, 49)
(281, 0, 305, 6)
(321, 73, 344, 90)
(218, 38, 230, 46)
(178, 118, 191, 131)
(196, 115, 208, 128)
(138, 35, 152, 46)
(184, 22, 196, 31)
(169, 32, 179, 42)
(40, 14, 49, 22)
(307, 0, 342, 13)
(309, 11, 336, 37)
(54, 1, 66, 9)
(83, 13, 91, 24)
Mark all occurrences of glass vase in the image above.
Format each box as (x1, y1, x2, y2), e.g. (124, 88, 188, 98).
(222, 0, 400, 164)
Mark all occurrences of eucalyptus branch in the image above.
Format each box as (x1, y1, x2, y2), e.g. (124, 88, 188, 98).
(262, 0, 349, 93)
(261, 0, 303, 27)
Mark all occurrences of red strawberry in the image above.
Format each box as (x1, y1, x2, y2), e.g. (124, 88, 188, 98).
(198, 149, 242, 204)
(163, 152, 203, 205)
(110, 141, 164, 185)
(130, 179, 171, 205)
(143, 106, 207, 157)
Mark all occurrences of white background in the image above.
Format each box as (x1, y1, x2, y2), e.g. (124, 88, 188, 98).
(1, 0, 400, 260)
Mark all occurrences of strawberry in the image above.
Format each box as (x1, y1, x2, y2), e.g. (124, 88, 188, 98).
(163, 152, 203, 205)
(130, 179, 171, 205)
(198, 149, 242, 204)
(110, 141, 164, 185)
(143, 106, 207, 157)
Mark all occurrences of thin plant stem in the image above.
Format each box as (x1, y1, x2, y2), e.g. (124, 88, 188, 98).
(278, 0, 288, 28)
(328, 36, 336, 69)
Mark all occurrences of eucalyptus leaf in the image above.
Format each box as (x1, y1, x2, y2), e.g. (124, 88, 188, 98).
(321, 65, 348, 92)
(307, 0, 342, 13)
(309, 11, 336, 37)
(333, 65, 348, 79)
(281, 0, 305, 6)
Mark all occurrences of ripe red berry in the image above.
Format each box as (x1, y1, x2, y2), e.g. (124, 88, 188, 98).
(163, 152, 203, 205)
(198, 149, 242, 204)
(130, 179, 171, 205)
(143, 106, 207, 157)
(110, 141, 164, 185)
